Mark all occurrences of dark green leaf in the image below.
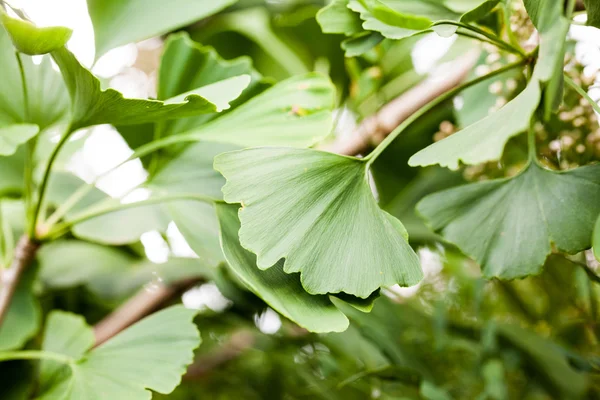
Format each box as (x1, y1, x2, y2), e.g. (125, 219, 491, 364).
(341, 31, 384, 57)
(585, 0, 600, 28)
(417, 162, 600, 279)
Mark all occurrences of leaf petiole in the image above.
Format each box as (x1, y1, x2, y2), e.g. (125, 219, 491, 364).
(365, 58, 528, 165)
(0, 350, 73, 364)
(565, 74, 600, 115)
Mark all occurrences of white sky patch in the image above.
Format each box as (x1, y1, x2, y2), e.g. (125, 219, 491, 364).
(254, 308, 282, 334)
(182, 283, 233, 313)
(140, 230, 170, 264)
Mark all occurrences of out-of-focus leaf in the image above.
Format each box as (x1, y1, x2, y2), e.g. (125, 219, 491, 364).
(585, 0, 600, 28)
(50, 47, 248, 130)
(38, 306, 200, 400)
(0, 124, 38, 156)
(216, 203, 349, 333)
(215, 147, 422, 297)
(37, 240, 135, 289)
(317, 0, 363, 36)
(0, 10, 71, 55)
(0, 149, 25, 198)
(420, 381, 452, 400)
(593, 214, 600, 262)
(0, 27, 68, 130)
(497, 323, 588, 398)
(0, 360, 34, 400)
(341, 31, 383, 57)
(0, 265, 40, 351)
(417, 162, 600, 279)
(179, 73, 335, 148)
(87, 0, 238, 58)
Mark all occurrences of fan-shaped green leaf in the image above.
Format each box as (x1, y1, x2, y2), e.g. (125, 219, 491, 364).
(417, 162, 600, 279)
(0, 11, 72, 55)
(214, 147, 422, 298)
(50, 47, 249, 130)
(593, 214, 600, 262)
(217, 203, 349, 332)
(38, 306, 200, 400)
(87, 0, 238, 58)
(0, 124, 38, 156)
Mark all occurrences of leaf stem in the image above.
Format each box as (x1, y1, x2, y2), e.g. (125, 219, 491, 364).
(0, 350, 73, 364)
(365, 58, 527, 165)
(43, 193, 218, 241)
(565, 74, 600, 114)
(29, 122, 73, 238)
(527, 117, 537, 162)
(433, 20, 525, 56)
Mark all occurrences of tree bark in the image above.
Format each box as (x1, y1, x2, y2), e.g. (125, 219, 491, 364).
(0, 235, 39, 327)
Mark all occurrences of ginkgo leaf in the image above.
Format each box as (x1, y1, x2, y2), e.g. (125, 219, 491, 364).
(416, 162, 600, 279)
(0, 10, 72, 55)
(317, 0, 363, 36)
(214, 147, 422, 298)
(593, 214, 600, 262)
(0, 124, 38, 155)
(38, 306, 200, 400)
(179, 73, 336, 147)
(0, 27, 68, 130)
(409, 0, 567, 169)
(87, 0, 238, 58)
(50, 47, 249, 130)
(216, 203, 350, 332)
(585, 0, 600, 28)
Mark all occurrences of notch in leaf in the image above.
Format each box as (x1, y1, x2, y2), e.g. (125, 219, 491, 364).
(214, 147, 423, 298)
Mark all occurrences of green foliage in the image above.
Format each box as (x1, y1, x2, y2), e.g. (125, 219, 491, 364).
(1, 0, 600, 398)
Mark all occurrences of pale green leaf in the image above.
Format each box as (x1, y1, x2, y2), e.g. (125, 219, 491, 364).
(0, 124, 38, 156)
(0, 28, 68, 130)
(317, 0, 363, 36)
(214, 147, 422, 297)
(37, 240, 135, 289)
(87, 0, 238, 58)
(180, 73, 335, 147)
(0, 266, 40, 351)
(38, 306, 200, 400)
(216, 203, 349, 332)
(417, 162, 600, 279)
(50, 47, 236, 130)
(0, 10, 71, 55)
(585, 0, 600, 28)
(409, 80, 540, 169)
(0, 150, 25, 198)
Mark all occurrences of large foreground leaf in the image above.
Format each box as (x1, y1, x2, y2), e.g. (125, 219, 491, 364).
(38, 306, 200, 400)
(417, 162, 600, 279)
(0, 10, 71, 55)
(87, 0, 238, 58)
(51, 47, 249, 130)
(409, 0, 568, 169)
(215, 147, 422, 298)
(216, 204, 349, 332)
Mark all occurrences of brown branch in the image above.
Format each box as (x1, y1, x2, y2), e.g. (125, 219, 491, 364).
(0, 235, 39, 327)
(93, 278, 199, 347)
(321, 51, 479, 156)
(184, 330, 256, 380)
